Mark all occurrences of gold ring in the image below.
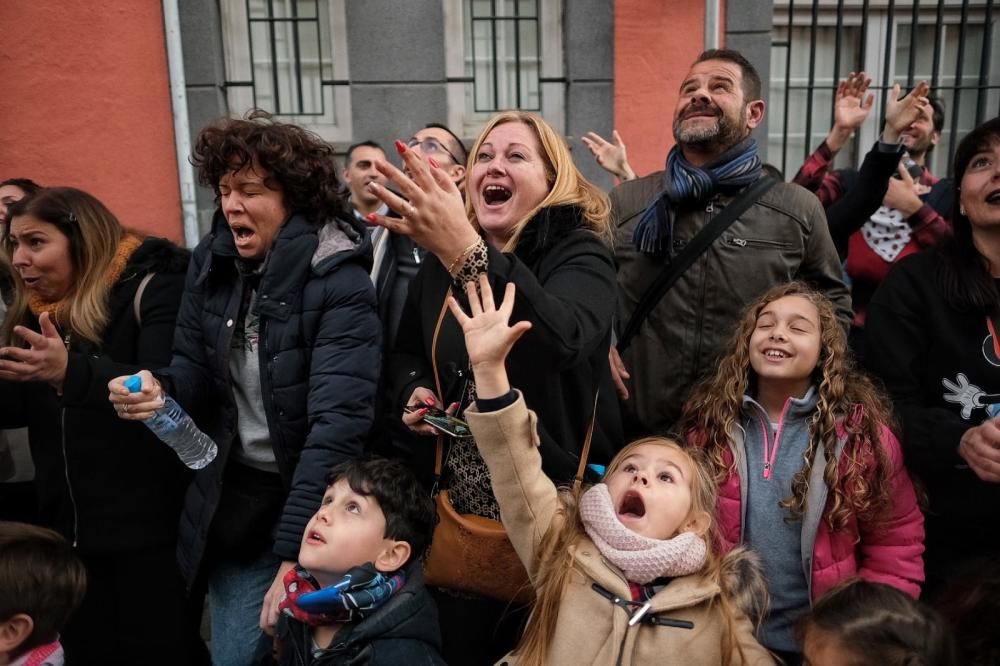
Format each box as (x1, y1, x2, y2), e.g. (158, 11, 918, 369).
(406, 203, 416, 217)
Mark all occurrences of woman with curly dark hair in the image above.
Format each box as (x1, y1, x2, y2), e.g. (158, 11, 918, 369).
(109, 112, 381, 665)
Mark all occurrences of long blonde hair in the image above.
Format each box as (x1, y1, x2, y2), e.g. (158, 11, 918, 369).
(681, 282, 894, 530)
(515, 437, 748, 665)
(2, 187, 125, 346)
(464, 111, 612, 251)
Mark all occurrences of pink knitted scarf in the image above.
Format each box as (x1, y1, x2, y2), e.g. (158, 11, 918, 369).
(579, 483, 707, 584)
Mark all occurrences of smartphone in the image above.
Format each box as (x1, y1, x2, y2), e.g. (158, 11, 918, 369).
(405, 405, 471, 438)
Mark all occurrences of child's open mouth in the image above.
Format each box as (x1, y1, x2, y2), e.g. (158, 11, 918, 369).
(617, 490, 646, 520)
(305, 530, 326, 545)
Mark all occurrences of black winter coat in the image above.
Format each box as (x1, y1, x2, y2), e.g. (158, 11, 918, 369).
(159, 211, 380, 582)
(391, 205, 624, 482)
(0, 238, 191, 552)
(276, 562, 445, 666)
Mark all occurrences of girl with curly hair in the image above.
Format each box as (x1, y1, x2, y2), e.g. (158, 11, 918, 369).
(680, 281, 924, 664)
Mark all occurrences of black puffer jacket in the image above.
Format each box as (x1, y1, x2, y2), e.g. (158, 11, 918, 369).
(0, 237, 191, 552)
(276, 562, 445, 666)
(391, 205, 623, 483)
(160, 211, 380, 582)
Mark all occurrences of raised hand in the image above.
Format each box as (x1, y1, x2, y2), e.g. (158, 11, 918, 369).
(834, 72, 875, 132)
(884, 80, 931, 144)
(827, 72, 875, 152)
(0, 312, 69, 391)
(366, 141, 481, 270)
(447, 275, 531, 398)
(581, 130, 636, 182)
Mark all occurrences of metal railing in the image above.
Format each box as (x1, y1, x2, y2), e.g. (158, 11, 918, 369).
(769, 0, 999, 178)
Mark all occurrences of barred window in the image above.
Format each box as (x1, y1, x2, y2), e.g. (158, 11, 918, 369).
(464, 0, 542, 112)
(769, 1, 999, 177)
(220, 0, 351, 140)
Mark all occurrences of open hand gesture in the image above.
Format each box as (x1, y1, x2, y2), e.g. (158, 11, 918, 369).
(582, 130, 636, 181)
(447, 275, 531, 397)
(367, 142, 480, 270)
(833, 72, 875, 133)
(0, 312, 69, 391)
(884, 80, 931, 143)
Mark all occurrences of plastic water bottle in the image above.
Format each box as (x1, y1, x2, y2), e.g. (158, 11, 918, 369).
(124, 375, 218, 470)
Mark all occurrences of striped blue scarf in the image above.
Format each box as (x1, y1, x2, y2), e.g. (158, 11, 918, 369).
(632, 137, 763, 256)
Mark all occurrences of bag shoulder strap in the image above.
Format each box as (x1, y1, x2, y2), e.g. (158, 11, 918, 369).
(617, 176, 777, 353)
(573, 390, 599, 491)
(431, 293, 451, 479)
(133, 272, 156, 327)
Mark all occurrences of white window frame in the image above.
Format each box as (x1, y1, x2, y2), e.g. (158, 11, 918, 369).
(219, 0, 352, 142)
(443, 0, 565, 142)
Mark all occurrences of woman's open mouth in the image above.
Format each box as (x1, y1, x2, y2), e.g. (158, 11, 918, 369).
(617, 490, 646, 521)
(482, 184, 512, 207)
(229, 223, 256, 246)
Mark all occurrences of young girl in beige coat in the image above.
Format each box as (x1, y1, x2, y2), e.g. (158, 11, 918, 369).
(450, 276, 774, 665)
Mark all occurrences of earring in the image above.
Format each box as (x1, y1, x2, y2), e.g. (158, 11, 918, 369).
(961, 204, 967, 216)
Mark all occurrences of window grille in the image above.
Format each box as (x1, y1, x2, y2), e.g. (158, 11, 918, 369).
(769, 0, 999, 178)
(465, 0, 542, 112)
(223, 0, 341, 118)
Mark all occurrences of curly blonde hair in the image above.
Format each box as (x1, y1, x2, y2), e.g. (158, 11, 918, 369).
(681, 282, 894, 531)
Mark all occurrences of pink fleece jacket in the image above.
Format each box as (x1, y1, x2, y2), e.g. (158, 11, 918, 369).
(713, 421, 925, 602)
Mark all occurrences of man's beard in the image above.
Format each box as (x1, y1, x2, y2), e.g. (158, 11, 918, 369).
(673, 103, 748, 151)
(903, 133, 934, 159)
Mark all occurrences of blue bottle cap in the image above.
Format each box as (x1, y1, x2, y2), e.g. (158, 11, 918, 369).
(124, 375, 142, 393)
(587, 463, 606, 477)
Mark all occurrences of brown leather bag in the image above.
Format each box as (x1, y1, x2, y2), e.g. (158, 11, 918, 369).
(421, 293, 597, 604)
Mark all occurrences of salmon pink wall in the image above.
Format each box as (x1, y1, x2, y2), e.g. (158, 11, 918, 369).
(0, 2, 183, 241)
(614, 0, 712, 176)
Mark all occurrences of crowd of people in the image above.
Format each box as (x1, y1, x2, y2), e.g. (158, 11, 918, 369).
(0, 46, 998, 666)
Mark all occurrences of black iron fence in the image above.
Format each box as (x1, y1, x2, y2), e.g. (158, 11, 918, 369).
(769, 0, 999, 178)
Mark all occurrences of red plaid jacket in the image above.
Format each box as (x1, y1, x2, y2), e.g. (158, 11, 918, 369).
(793, 140, 950, 246)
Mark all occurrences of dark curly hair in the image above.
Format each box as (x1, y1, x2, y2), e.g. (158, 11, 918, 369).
(325, 457, 436, 567)
(191, 110, 346, 224)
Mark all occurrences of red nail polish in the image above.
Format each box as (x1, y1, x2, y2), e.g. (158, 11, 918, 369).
(424, 397, 436, 406)
(418, 408, 428, 416)
(428, 157, 440, 169)
(394, 140, 407, 155)
(366, 213, 377, 222)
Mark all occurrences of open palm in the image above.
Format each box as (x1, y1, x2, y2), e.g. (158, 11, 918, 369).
(833, 72, 874, 131)
(448, 275, 532, 369)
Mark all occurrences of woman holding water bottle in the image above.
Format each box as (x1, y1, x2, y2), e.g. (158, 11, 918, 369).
(0, 187, 197, 664)
(109, 112, 381, 666)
